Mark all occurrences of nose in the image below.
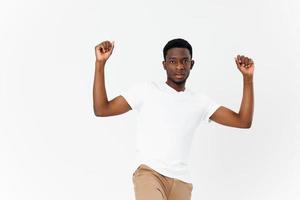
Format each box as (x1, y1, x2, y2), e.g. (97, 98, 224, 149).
(176, 62, 185, 70)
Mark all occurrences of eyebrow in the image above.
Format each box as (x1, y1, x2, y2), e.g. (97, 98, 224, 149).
(167, 56, 190, 59)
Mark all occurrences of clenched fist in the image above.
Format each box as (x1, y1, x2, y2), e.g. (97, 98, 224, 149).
(235, 55, 254, 78)
(95, 40, 115, 62)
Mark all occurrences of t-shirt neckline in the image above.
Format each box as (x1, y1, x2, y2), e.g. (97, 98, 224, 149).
(163, 81, 188, 94)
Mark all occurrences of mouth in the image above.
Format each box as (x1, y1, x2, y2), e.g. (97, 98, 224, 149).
(175, 73, 185, 78)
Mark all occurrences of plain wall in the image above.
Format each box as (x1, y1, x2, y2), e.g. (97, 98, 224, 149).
(1, 0, 300, 199)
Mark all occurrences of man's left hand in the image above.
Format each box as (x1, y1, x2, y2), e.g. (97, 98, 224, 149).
(235, 55, 254, 79)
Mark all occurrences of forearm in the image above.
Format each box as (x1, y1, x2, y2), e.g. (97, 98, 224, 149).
(238, 76, 254, 127)
(93, 60, 109, 115)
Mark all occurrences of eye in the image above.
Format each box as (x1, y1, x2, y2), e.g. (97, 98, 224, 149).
(183, 59, 189, 64)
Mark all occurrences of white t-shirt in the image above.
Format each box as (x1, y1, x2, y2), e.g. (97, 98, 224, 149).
(120, 81, 220, 183)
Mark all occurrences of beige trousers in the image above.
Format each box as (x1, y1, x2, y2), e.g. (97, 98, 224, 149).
(132, 164, 193, 200)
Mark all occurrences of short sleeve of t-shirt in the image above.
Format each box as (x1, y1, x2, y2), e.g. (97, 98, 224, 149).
(120, 81, 148, 112)
(198, 93, 221, 123)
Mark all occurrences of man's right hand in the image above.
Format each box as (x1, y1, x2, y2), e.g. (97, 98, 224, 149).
(95, 40, 114, 62)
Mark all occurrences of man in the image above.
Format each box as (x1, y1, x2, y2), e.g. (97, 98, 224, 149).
(93, 38, 254, 200)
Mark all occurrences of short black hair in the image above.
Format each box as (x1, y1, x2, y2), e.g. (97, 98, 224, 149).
(163, 38, 193, 60)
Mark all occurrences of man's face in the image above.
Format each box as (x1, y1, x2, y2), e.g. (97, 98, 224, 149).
(163, 48, 194, 84)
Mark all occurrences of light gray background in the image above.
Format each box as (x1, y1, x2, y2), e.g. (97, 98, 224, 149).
(1, 0, 299, 199)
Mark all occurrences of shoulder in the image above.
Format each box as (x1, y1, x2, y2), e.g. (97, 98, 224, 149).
(145, 80, 164, 91)
(126, 80, 150, 90)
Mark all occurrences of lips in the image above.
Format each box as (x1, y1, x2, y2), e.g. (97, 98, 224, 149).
(175, 73, 185, 78)
(175, 73, 185, 76)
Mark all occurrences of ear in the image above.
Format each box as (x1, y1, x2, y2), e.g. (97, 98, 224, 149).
(162, 60, 166, 70)
(190, 60, 195, 70)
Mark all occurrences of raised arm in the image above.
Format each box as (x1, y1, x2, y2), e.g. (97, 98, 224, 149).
(93, 41, 131, 117)
(210, 55, 254, 128)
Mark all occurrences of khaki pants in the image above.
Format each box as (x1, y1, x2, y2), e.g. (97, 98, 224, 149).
(132, 164, 193, 200)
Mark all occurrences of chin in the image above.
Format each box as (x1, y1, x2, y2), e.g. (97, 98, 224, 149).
(173, 78, 187, 84)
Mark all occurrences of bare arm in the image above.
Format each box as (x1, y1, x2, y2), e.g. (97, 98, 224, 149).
(210, 55, 254, 128)
(93, 41, 131, 117)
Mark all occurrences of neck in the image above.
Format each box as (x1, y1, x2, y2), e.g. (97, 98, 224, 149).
(166, 79, 186, 92)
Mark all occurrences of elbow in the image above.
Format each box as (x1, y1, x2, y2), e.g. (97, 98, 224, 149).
(237, 114, 252, 129)
(94, 109, 102, 117)
(244, 124, 252, 129)
(94, 111, 103, 117)
(93, 107, 108, 117)
(241, 121, 252, 129)
(93, 102, 110, 117)
(94, 111, 108, 117)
